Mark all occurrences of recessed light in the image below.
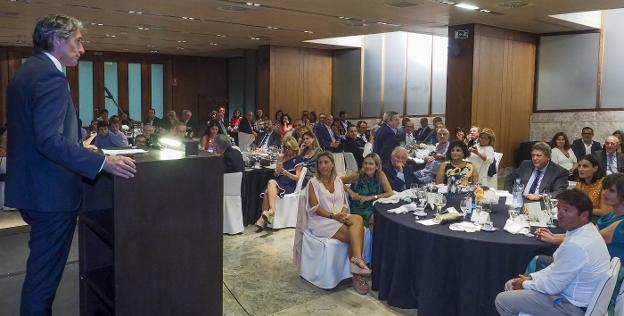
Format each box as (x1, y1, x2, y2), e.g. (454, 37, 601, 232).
(251, 37, 260, 40)
(303, 30, 314, 34)
(150, 50, 159, 53)
(216, 34, 226, 38)
(246, 2, 261, 6)
(455, 3, 479, 10)
(209, 42, 218, 46)
(337, 16, 352, 20)
(267, 26, 279, 30)
(105, 34, 116, 38)
(479, 9, 491, 13)
(177, 40, 187, 43)
(176, 46, 185, 50)
(377, 21, 388, 25)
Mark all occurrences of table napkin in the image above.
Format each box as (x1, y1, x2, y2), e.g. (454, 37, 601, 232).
(503, 219, 530, 235)
(386, 203, 420, 214)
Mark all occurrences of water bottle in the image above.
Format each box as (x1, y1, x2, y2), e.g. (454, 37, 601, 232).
(465, 189, 476, 221)
(512, 178, 524, 211)
(447, 175, 456, 194)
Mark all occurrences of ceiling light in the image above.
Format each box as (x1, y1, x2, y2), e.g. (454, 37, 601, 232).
(479, 9, 491, 13)
(209, 42, 218, 46)
(216, 34, 226, 38)
(337, 16, 352, 20)
(150, 50, 159, 53)
(267, 26, 279, 30)
(250, 37, 260, 40)
(177, 40, 187, 43)
(176, 46, 185, 50)
(105, 34, 116, 38)
(246, 2, 261, 6)
(455, 3, 479, 10)
(377, 21, 388, 25)
(303, 30, 314, 34)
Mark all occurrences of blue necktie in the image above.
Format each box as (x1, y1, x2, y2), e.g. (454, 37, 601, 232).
(609, 154, 617, 174)
(528, 170, 542, 194)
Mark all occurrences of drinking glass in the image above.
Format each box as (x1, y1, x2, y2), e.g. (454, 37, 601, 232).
(460, 198, 471, 214)
(417, 190, 427, 208)
(435, 193, 446, 216)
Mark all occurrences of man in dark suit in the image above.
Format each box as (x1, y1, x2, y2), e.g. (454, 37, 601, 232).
(342, 126, 365, 167)
(397, 119, 417, 147)
(316, 113, 341, 152)
(505, 142, 568, 200)
(383, 146, 418, 191)
(338, 111, 352, 136)
(143, 108, 161, 129)
(251, 120, 280, 149)
(181, 109, 197, 138)
(6, 15, 136, 315)
(238, 111, 256, 136)
(415, 117, 431, 143)
(215, 134, 244, 173)
(373, 111, 401, 164)
(593, 135, 624, 175)
(571, 127, 602, 159)
(356, 120, 369, 143)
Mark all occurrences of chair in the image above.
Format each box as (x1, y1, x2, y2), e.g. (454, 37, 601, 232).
(223, 172, 244, 234)
(494, 152, 503, 173)
(268, 167, 308, 229)
(519, 257, 620, 316)
(300, 229, 352, 289)
(238, 132, 255, 148)
(332, 152, 347, 177)
(615, 283, 624, 316)
(343, 152, 358, 174)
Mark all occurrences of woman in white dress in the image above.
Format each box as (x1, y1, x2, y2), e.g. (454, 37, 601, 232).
(550, 132, 577, 177)
(307, 152, 371, 294)
(467, 128, 496, 188)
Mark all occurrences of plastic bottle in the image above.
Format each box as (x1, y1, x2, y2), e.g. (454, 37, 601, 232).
(512, 178, 524, 211)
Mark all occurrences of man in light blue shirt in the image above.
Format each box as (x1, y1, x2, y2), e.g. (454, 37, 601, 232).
(495, 189, 611, 316)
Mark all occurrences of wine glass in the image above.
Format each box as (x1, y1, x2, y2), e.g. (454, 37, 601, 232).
(460, 197, 471, 215)
(417, 190, 427, 209)
(435, 193, 446, 216)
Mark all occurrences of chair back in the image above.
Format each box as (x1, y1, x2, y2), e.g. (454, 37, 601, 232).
(223, 172, 243, 197)
(585, 257, 621, 316)
(294, 167, 308, 194)
(343, 152, 358, 173)
(238, 132, 255, 148)
(494, 152, 503, 173)
(332, 152, 346, 177)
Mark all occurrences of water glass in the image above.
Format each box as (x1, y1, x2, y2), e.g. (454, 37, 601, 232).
(435, 193, 446, 215)
(460, 198, 470, 214)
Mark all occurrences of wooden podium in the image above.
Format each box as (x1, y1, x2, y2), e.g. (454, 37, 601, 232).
(79, 151, 223, 315)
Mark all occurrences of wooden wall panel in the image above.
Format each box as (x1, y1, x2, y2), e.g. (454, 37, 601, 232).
(117, 62, 129, 115)
(93, 60, 104, 117)
(256, 46, 270, 115)
(269, 46, 302, 119)
(140, 63, 152, 119)
(0, 47, 8, 124)
(302, 49, 332, 117)
(472, 34, 506, 134)
(445, 24, 475, 133)
(66, 66, 79, 112)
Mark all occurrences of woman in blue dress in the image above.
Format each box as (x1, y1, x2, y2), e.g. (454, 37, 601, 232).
(255, 136, 304, 232)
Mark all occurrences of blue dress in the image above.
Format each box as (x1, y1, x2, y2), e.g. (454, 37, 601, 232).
(597, 212, 624, 315)
(276, 156, 304, 196)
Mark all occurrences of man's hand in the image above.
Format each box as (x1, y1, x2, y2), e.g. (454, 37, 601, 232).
(330, 142, 340, 149)
(511, 274, 531, 290)
(103, 156, 137, 179)
(535, 228, 557, 244)
(525, 194, 542, 201)
(425, 156, 434, 163)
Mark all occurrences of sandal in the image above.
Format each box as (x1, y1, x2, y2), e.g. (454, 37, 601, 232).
(352, 274, 369, 295)
(254, 217, 266, 233)
(262, 209, 275, 224)
(350, 257, 371, 275)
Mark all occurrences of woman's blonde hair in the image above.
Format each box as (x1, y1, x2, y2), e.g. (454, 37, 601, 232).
(315, 151, 336, 180)
(480, 128, 496, 146)
(281, 136, 300, 153)
(300, 130, 321, 154)
(358, 153, 384, 183)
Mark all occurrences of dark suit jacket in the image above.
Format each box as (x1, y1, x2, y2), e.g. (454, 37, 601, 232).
(143, 116, 161, 128)
(223, 147, 244, 173)
(238, 117, 255, 134)
(251, 131, 281, 148)
(504, 160, 568, 196)
(415, 126, 432, 142)
(383, 163, 417, 192)
(6, 54, 105, 212)
(315, 124, 338, 151)
(593, 150, 624, 174)
(373, 124, 400, 164)
(342, 137, 365, 167)
(397, 130, 416, 146)
(571, 139, 602, 160)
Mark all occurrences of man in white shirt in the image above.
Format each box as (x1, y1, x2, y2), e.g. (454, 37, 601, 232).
(495, 189, 611, 316)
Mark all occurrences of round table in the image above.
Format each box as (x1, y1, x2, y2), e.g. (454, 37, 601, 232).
(371, 201, 558, 316)
(241, 167, 275, 226)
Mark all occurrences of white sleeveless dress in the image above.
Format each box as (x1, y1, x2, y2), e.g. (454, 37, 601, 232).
(306, 177, 347, 238)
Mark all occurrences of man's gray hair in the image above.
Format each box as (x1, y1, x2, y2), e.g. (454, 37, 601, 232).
(532, 141, 552, 158)
(391, 146, 408, 157)
(214, 134, 231, 149)
(33, 14, 84, 53)
(382, 111, 399, 123)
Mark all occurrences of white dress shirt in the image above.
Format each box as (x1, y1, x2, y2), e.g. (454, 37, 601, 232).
(584, 142, 593, 156)
(523, 223, 611, 308)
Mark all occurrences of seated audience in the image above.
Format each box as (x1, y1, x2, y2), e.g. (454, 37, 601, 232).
(571, 126, 602, 159)
(200, 120, 221, 152)
(277, 114, 292, 138)
(363, 126, 379, 158)
(87, 119, 98, 134)
(454, 127, 466, 142)
(316, 113, 341, 151)
(436, 141, 478, 185)
(423, 117, 444, 144)
(613, 130, 624, 153)
(108, 118, 129, 147)
(251, 120, 281, 149)
(550, 132, 577, 177)
(96, 108, 109, 122)
(255, 136, 304, 232)
(306, 152, 371, 294)
(495, 189, 611, 316)
(342, 126, 365, 167)
(308, 111, 318, 126)
(373, 111, 401, 164)
(120, 112, 131, 126)
(215, 111, 229, 134)
(142, 124, 157, 147)
(284, 118, 304, 140)
(214, 134, 243, 173)
(338, 111, 351, 136)
(255, 108, 264, 127)
(229, 109, 241, 129)
(160, 110, 178, 132)
(397, 119, 416, 147)
(465, 126, 479, 147)
(209, 110, 218, 122)
(342, 153, 393, 227)
(94, 120, 126, 148)
(180, 109, 196, 138)
(593, 135, 624, 175)
(415, 117, 431, 143)
(356, 120, 369, 143)
(143, 108, 161, 129)
(238, 111, 256, 136)
(134, 134, 147, 147)
(274, 109, 284, 124)
(414, 128, 450, 184)
(331, 119, 345, 142)
(383, 147, 418, 191)
(505, 142, 569, 200)
(575, 155, 611, 219)
(218, 105, 228, 124)
(399, 117, 411, 133)
(301, 110, 310, 124)
(467, 128, 496, 187)
(298, 131, 322, 182)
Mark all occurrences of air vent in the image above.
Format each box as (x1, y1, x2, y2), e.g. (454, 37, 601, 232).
(385, 1, 420, 8)
(497, 1, 531, 8)
(217, 4, 250, 12)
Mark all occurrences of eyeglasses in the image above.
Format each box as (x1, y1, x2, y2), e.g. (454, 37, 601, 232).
(581, 133, 593, 135)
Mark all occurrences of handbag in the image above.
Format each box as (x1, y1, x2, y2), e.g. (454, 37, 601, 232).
(487, 157, 497, 177)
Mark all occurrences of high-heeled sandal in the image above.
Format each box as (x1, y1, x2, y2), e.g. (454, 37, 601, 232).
(262, 209, 275, 224)
(254, 217, 266, 233)
(350, 257, 371, 275)
(352, 274, 369, 295)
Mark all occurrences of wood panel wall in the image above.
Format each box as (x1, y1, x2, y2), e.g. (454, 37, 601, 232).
(446, 24, 537, 167)
(257, 45, 332, 120)
(0, 46, 227, 126)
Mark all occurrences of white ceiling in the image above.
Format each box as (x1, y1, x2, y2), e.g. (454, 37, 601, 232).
(0, 0, 622, 56)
